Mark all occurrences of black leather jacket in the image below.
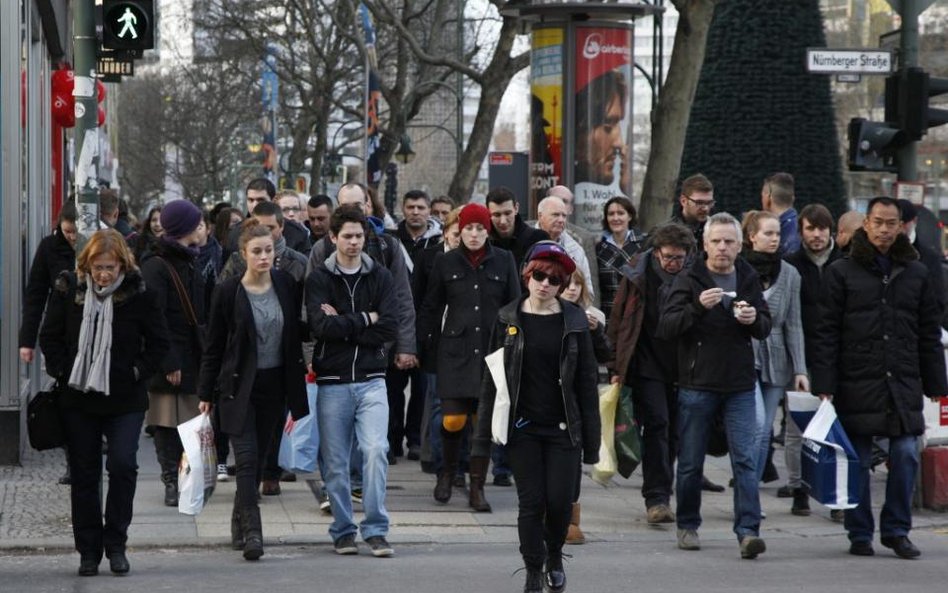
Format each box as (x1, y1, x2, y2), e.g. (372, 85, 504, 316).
(473, 296, 601, 463)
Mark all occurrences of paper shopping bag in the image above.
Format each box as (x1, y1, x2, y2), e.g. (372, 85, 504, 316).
(787, 390, 821, 433)
(801, 399, 860, 510)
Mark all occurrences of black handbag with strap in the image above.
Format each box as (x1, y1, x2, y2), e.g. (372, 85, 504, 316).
(27, 384, 65, 451)
(159, 257, 206, 351)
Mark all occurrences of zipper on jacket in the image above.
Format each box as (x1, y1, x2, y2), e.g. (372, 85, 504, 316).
(345, 275, 362, 382)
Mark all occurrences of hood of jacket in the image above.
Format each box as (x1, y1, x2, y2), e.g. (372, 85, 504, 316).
(849, 227, 918, 271)
(321, 251, 377, 275)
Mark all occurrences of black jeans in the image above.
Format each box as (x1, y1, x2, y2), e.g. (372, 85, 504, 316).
(507, 422, 581, 570)
(634, 378, 678, 507)
(230, 368, 285, 506)
(386, 366, 426, 452)
(61, 408, 145, 559)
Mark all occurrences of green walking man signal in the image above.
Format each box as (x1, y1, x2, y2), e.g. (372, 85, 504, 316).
(102, 0, 154, 51)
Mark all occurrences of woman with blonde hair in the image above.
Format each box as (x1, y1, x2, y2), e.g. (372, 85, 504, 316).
(40, 229, 170, 576)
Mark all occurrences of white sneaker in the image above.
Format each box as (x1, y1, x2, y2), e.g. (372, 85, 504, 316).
(217, 464, 229, 482)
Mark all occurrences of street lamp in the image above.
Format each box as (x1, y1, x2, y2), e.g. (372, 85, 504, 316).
(395, 134, 416, 164)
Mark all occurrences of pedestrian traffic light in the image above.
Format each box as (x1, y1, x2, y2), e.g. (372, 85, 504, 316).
(885, 67, 948, 141)
(102, 0, 155, 51)
(847, 118, 906, 172)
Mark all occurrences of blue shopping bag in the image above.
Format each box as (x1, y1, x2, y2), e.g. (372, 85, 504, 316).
(787, 390, 820, 432)
(278, 382, 319, 473)
(800, 399, 860, 510)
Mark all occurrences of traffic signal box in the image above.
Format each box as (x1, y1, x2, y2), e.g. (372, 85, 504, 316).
(848, 67, 948, 172)
(102, 0, 155, 51)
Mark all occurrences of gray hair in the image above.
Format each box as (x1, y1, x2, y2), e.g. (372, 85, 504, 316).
(703, 212, 742, 245)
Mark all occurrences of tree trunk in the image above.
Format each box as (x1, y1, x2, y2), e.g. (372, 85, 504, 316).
(638, 0, 719, 230)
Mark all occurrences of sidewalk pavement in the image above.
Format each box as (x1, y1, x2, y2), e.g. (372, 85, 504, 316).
(2, 432, 947, 552)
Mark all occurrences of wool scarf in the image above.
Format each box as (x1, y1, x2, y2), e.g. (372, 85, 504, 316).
(68, 273, 125, 396)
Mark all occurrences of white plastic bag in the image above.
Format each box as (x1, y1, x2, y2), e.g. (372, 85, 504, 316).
(485, 348, 510, 445)
(177, 413, 217, 515)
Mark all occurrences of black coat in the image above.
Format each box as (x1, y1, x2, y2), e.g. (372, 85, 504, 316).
(412, 241, 447, 373)
(39, 271, 170, 416)
(197, 269, 309, 435)
(489, 215, 549, 267)
(784, 244, 843, 368)
(914, 238, 947, 328)
(19, 228, 75, 349)
(811, 229, 948, 437)
(417, 245, 521, 400)
(657, 255, 772, 393)
(283, 219, 312, 255)
(140, 240, 206, 394)
(473, 297, 601, 463)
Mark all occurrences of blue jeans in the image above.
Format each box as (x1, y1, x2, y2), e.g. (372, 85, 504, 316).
(755, 382, 785, 482)
(845, 434, 918, 543)
(317, 379, 390, 541)
(677, 388, 761, 540)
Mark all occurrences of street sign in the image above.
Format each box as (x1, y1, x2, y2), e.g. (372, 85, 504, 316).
(102, 0, 155, 51)
(806, 48, 894, 75)
(97, 57, 134, 83)
(895, 181, 925, 205)
(837, 74, 862, 83)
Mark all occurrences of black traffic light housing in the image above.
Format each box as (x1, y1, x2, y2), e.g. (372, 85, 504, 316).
(885, 67, 948, 141)
(847, 118, 906, 172)
(102, 0, 155, 51)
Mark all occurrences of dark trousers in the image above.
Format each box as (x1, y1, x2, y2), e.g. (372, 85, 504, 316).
(230, 368, 285, 506)
(507, 423, 581, 570)
(61, 408, 145, 559)
(261, 407, 286, 482)
(634, 378, 678, 507)
(386, 366, 426, 453)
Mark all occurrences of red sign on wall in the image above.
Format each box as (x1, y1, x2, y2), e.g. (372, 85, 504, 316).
(940, 397, 948, 426)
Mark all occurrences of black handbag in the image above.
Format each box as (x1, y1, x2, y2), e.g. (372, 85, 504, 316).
(27, 385, 65, 451)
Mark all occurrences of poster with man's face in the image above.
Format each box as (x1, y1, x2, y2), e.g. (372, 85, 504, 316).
(573, 26, 634, 230)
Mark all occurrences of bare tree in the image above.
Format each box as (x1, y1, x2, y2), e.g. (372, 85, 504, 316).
(116, 76, 166, 215)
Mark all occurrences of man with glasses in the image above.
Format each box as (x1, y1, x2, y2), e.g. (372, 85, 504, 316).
(671, 174, 715, 253)
(608, 223, 695, 525)
(276, 190, 313, 254)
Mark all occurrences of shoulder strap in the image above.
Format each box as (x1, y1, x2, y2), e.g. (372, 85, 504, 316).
(159, 258, 199, 328)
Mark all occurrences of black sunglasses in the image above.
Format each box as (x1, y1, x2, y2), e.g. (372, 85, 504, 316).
(531, 270, 563, 286)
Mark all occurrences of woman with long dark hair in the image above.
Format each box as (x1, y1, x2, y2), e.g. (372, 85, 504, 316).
(197, 220, 309, 560)
(473, 241, 600, 593)
(131, 206, 163, 261)
(40, 229, 169, 576)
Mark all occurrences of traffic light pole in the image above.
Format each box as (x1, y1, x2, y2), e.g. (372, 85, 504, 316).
(896, 0, 921, 182)
(73, 0, 100, 253)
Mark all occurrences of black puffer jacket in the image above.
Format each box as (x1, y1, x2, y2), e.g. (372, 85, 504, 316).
(657, 255, 772, 393)
(811, 229, 947, 437)
(416, 244, 521, 401)
(19, 229, 75, 349)
(140, 240, 206, 394)
(38, 270, 169, 416)
(473, 297, 601, 463)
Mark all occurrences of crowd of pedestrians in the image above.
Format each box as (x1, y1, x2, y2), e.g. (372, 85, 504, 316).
(17, 172, 948, 591)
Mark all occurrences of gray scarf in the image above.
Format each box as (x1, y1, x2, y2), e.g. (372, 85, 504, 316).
(69, 273, 125, 395)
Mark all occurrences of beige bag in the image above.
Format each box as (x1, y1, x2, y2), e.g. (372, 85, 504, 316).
(591, 383, 620, 486)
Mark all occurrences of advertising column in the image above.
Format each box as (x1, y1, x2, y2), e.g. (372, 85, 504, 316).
(573, 26, 634, 230)
(529, 27, 565, 212)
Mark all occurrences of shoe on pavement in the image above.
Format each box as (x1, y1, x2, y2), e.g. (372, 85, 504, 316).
(406, 445, 421, 461)
(351, 488, 363, 504)
(387, 450, 397, 465)
(881, 535, 921, 559)
(740, 535, 766, 559)
(78, 555, 99, 576)
(677, 529, 700, 550)
(646, 504, 675, 524)
(849, 540, 875, 556)
(701, 476, 725, 493)
(280, 470, 297, 482)
(365, 535, 394, 557)
(163, 483, 178, 507)
(260, 479, 281, 496)
(452, 474, 467, 489)
(791, 488, 811, 516)
(830, 509, 845, 523)
(493, 473, 513, 487)
(333, 534, 359, 555)
(217, 464, 229, 482)
(776, 484, 793, 498)
(107, 551, 130, 575)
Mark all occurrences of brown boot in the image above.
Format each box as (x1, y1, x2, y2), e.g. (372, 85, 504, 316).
(565, 503, 585, 545)
(468, 456, 492, 513)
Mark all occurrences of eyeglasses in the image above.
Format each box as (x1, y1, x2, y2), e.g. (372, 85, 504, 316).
(530, 270, 563, 286)
(282, 206, 301, 213)
(657, 252, 686, 264)
(684, 196, 715, 209)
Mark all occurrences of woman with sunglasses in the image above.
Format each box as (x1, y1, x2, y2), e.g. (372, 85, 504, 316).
(417, 203, 520, 512)
(473, 241, 600, 593)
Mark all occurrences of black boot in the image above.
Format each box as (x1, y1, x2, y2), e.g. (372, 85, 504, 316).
(761, 445, 779, 483)
(153, 427, 181, 506)
(434, 427, 461, 503)
(523, 566, 543, 593)
(468, 456, 492, 513)
(231, 493, 245, 550)
(241, 505, 264, 561)
(791, 487, 811, 516)
(545, 549, 566, 593)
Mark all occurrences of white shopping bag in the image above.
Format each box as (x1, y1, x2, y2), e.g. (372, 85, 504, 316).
(485, 348, 510, 445)
(787, 390, 820, 433)
(800, 399, 860, 510)
(177, 413, 217, 515)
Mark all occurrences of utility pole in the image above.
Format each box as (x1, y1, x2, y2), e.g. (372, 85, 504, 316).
(73, 0, 100, 252)
(896, 0, 921, 182)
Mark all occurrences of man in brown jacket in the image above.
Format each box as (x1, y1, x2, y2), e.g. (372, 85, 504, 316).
(608, 223, 695, 524)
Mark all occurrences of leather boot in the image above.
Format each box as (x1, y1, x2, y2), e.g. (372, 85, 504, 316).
(468, 456, 492, 513)
(231, 493, 244, 550)
(240, 505, 264, 560)
(153, 427, 180, 506)
(523, 566, 543, 593)
(565, 502, 585, 545)
(434, 427, 460, 503)
(545, 548, 566, 593)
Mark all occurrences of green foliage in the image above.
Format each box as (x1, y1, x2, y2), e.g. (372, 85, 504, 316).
(680, 0, 847, 219)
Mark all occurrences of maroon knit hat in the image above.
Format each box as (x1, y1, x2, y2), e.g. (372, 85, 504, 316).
(458, 203, 492, 233)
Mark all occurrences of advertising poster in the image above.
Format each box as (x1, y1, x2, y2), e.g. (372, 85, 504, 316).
(530, 27, 564, 210)
(573, 26, 634, 230)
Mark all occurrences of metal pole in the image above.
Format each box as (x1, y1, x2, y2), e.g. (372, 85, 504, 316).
(897, 0, 920, 182)
(456, 0, 464, 171)
(73, 0, 100, 252)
